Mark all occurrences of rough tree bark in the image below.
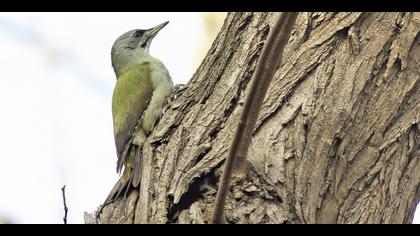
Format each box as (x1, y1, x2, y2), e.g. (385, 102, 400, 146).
(89, 12, 420, 224)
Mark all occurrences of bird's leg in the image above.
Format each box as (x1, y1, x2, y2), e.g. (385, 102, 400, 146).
(161, 84, 188, 116)
(132, 129, 147, 147)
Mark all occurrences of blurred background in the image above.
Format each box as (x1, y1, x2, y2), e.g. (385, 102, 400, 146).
(0, 12, 225, 224)
(0, 12, 417, 224)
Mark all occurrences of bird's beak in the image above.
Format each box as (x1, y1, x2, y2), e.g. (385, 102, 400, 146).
(146, 21, 169, 38)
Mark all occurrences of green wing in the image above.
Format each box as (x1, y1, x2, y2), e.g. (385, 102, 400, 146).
(112, 62, 153, 173)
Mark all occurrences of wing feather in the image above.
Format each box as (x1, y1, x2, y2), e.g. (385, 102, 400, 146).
(112, 62, 153, 173)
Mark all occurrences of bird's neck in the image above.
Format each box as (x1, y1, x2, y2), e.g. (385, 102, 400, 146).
(112, 48, 156, 78)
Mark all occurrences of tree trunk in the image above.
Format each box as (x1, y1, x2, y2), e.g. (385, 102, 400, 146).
(90, 12, 420, 224)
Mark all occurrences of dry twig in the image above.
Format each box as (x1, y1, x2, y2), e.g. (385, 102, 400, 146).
(61, 185, 68, 224)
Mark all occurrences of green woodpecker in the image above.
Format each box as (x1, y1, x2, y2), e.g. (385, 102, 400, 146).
(104, 21, 174, 205)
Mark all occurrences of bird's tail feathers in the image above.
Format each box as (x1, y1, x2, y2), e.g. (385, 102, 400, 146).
(103, 167, 131, 206)
(99, 145, 142, 217)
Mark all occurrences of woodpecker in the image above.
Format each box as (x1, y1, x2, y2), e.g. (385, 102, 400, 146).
(103, 21, 173, 206)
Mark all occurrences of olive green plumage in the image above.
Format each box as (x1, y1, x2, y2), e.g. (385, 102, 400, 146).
(102, 21, 173, 206)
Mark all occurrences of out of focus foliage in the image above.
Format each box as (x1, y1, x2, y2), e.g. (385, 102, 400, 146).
(195, 13, 226, 68)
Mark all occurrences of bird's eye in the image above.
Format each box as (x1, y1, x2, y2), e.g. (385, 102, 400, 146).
(132, 30, 144, 38)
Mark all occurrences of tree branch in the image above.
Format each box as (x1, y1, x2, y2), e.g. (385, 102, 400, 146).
(211, 12, 299, 224)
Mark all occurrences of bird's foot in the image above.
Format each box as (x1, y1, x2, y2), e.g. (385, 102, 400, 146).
(172, 84, 188, 100)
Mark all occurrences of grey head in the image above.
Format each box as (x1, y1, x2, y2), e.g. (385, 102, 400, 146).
(111, 21, 169, 77)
